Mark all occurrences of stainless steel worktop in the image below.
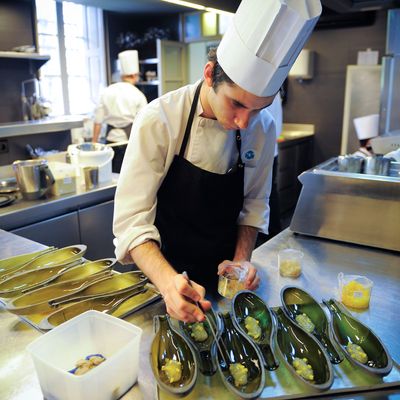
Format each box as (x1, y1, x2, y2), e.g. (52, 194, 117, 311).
(1, 229, 399, 400)
(0, 175, 118, 231)
(0, 115, 84, 138)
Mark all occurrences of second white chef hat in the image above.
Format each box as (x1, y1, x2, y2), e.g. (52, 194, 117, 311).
(217, 0, 322, 97)
(118, 50, 139, 76)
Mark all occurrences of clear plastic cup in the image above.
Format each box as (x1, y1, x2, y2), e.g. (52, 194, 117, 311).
(338, 272, 373, 309)
(218, 262, 248, 299)
(278, 249, 303, 278)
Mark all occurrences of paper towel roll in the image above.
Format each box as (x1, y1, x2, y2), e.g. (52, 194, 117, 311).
(353, 114, 379, 140)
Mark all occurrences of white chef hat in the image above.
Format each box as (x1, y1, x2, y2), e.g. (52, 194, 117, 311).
(353, 114, 379, 140)
(118, 50, 139, 75)
(217, 0, 322, 97)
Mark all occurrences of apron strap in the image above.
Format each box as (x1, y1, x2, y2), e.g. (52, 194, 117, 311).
(235, 129, 244, 168)
(179, 80, 244, 170)
(179, 81, 203, 157)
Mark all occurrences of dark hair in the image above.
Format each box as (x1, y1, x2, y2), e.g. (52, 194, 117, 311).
(207, 47, 233, 90)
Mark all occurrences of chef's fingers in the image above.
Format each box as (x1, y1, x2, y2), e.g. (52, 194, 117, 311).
(199, 299, 212, 312)
(217, 259, 242, 275)
(176, 274, 205, 303)
(245, 265, 260, 290)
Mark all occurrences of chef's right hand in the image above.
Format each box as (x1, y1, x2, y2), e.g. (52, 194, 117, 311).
(161, 274, 212, 323)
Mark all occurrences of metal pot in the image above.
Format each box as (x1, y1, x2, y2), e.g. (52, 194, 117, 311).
(363, 156, 391, 176)
(12, 159, 55, 200)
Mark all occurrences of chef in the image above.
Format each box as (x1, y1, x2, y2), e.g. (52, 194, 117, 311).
(93, 50, 147, 172)
(113, 0, 322, 322)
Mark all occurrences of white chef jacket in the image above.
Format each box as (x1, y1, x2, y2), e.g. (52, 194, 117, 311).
(114, 81, 276, 264)
(94, 82, 147, 142)
(264, 93, 282, 157)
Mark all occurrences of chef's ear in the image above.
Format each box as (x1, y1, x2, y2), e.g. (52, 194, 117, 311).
(203, 61, 214, 88)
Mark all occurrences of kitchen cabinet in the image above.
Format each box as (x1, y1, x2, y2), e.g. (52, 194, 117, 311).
(11, 211, 80, 248)
(10, 201, 116, 261)
(78, 200, 115, 261)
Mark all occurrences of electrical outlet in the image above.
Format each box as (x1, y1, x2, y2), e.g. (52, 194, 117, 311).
(0, 139, 9, 154)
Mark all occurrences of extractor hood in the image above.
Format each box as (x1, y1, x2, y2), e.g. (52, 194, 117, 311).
(321, 0, 400, 13)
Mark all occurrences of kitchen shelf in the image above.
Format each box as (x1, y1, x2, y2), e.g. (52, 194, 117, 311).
(136, 80, 159, 86)
(0, 115, 84, 138)
(139, 58, 159, 64)
(0, 51, 50, 68)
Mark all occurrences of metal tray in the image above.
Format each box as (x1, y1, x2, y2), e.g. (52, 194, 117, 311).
(12, 282, 161, 333)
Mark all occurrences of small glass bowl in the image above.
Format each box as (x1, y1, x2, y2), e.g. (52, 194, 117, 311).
(218, 262, 248, 299)
(278, 249, 303, 278)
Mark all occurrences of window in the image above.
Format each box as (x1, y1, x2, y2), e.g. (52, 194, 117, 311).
(36, 0, 106, 116)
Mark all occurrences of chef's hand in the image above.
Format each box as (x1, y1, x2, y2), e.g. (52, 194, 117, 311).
(161, 274, 212, 323)
(217, 260, 260, 291)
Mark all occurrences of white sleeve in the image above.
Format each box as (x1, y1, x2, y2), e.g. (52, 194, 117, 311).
(113, 104, 174, 264)
(94, 92, 106, 124)
(238, 114, 276, 234)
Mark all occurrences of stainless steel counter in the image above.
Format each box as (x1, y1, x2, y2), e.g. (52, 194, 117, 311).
(0, 115, 83, 138)
(1, 229, 399, 400)
(0, 175, 118, 231)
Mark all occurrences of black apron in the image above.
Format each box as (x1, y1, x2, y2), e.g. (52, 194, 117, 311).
(154, 81, 245, 293)
(106, 124, 132, 173)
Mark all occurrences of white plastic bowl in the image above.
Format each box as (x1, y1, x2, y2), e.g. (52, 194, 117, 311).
(27, 310, 142, 400)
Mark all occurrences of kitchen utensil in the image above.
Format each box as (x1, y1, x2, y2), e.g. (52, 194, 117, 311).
(280, 286, 343, 364)
(151, 314, 198, 396)
(48, 271, 148, 306)
(13, 159, 55, 200)
(274, 308, 334, 391)
(0, 177, 19, 193)
(232, 290, 279, 370)
(39, 286, 147, 330)
(323, 299, 393, 376)
(182, 271, 229, 369)
(363, 155, 391, 176)
(337, 155, 364, 173)
(0, 248, 55, 279)
(0, 245, 86, 282)
(0, 194, 16, 207)
(67, 143, 113, 186)
(216, 312, 265, 399)
(179, 308, 220, 376)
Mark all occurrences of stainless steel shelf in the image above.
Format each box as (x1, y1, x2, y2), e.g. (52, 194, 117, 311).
(0, 51, 50, 68)
(0, 115, 84, 138)
(136, 80, 159, 86)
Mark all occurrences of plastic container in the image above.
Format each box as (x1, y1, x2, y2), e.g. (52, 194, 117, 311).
(27, 310, 142, 400)
(338, 272, 373, 309)
(278, 249, 303, 278)
(218, 262, 248, 299)
(48, 161, 77, 196)
(67, 143, 114, 186)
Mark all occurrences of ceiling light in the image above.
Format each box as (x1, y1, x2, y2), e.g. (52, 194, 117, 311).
(160, 0, 233, 15)
(160, 0, 205, 11)
(205, 7, 233, 16)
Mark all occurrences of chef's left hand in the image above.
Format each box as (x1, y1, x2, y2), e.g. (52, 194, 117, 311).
(217, 260, 260, 290)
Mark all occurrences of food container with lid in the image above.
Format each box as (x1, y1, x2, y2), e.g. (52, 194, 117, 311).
(27, 310, 142, 400)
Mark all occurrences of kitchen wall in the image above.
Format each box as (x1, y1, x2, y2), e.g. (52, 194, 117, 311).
(284, 10, 388, 164)
(0, 0, 37, 122)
